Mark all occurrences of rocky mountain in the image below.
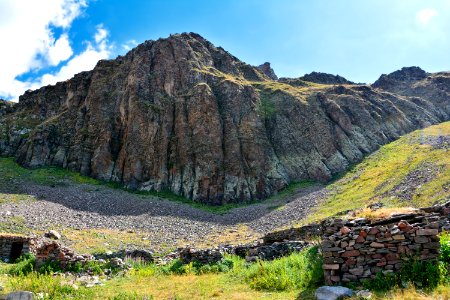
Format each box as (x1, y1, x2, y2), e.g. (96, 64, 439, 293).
(280, 71, 355, 85)
(0, 33, 449, 205)
(257, 62, 278, 80)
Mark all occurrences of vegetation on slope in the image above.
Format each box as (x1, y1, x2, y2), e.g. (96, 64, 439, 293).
(1, 235, 449, 299)
(307, 121, 450, 222)
(0, 247, 323, 300)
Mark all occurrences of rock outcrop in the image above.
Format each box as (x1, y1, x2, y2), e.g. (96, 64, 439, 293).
(280, 71, 354, 85)
(0, 33, 449, 204)
(257, 62, 278, 80)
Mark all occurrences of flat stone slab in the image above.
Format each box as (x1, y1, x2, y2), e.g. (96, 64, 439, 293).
(6, 291, 33, 300)
(315, 286, 354, 300)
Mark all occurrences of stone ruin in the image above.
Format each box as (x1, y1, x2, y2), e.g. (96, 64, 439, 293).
(178, 240, 310, 265)
(0, 234, 36, 263)
(0, 234, 92, 268)
(321, 201, 450, 285)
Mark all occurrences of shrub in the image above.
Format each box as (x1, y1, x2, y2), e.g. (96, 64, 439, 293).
(363, 257, 441, 291)
(9, 253, 36, 276)
(236, 246, 323, 291)
(8, 272, 95, 299)
(440, 231, 450, 265)
(439, 231, 450, 284)
(158, 257, 235, 276)
(38, 260, 62, 275)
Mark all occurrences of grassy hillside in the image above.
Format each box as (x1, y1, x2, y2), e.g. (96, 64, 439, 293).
(308, 121, 450, 222)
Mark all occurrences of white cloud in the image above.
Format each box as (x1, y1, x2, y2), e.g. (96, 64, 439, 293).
(122, 39, 138, 51)
(95, 24, 108, 43)
(416, 8, 438, 25)
(46, 34, 73, 66)
(41, 26, 111, 86)
(0, 0, 112, 101)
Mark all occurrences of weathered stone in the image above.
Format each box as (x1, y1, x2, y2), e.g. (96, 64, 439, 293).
(366, 235, 376, 242)
(323, 264, 340, 270)
(392, 234, 405, 240)
(331, 275, 341, 282)
(341, 250, 360, 257)
(368, 228, 379, 235)
(340, 226, 351, 235)
(356, 290, 372, 299)
(345, 257, 357, 265)
(414, 236, 430, 244)
(416, 229, 439, 236)
(349, 266, 364, 276)
(423, 242, 440, 250)
(324, 257, 344, 264)
(370, 242, 385, 248)
(323, 247, 343, 252)
(385, 253, 400, 261)
(45, 230, 61, 240)
(356, 236, 365, 243)
(5, 291, 33, 300)
(315, 286, 354, 300)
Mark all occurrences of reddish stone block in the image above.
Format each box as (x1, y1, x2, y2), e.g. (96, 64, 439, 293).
(386, 253, 399, 261)
(345, 257, 357, 265)
(341, 250, 360, 257)
(376, 261, 387, 267)
(368, 228, 380, 235)
(340, 226, 351, 235)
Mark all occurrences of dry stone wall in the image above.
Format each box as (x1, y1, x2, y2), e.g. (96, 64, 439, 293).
(322, 203, 450, 285)
(0, 235, 35, 262)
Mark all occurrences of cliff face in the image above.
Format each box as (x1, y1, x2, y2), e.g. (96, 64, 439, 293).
(0, 33, 449, 204)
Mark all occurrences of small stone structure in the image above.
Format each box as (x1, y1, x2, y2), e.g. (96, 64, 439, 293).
(0, 234, 92, 268)
(33, 239, 93, 268)
(178, 241, 309, 264)
(0, 234, 36, 262)
(321, 202, 450, 285)
(262, 224, 322, 244)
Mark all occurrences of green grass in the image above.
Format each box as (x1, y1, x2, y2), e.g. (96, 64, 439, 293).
(0, 248, 322, 300)
(1, 241, 447, 300)
(306, 121, 450, 223)
(234, 246, 323, 292)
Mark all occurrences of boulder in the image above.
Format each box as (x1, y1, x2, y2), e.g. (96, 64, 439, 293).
(5, 292, 33, 300)
(45, 230, 61, 240)
(315, 286, 354, 300)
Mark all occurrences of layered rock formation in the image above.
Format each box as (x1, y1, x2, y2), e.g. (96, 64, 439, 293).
(0, 33, 449, 204)
(280, 71, 355, 85)
(257, 62, 278, 80)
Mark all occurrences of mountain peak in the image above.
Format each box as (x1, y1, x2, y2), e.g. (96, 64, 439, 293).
(257, 62, 278, 80)
(373, 66, 428, 89)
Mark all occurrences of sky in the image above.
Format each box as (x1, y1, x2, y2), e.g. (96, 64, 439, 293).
(1, 0, 450, 101)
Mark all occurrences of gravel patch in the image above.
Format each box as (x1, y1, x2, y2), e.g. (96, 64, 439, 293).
(0, 181, 327, 249)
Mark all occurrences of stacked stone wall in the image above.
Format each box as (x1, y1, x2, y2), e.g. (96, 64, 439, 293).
(0, 235, 35, 262)
(322, 203, 450, 285)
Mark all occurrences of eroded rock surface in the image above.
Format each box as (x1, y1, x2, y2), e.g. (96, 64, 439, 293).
(0, 33, 449, 204)
(257, 62, 278, 80)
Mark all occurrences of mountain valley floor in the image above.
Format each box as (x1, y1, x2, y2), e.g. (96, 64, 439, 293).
(0, 121, 449, 255)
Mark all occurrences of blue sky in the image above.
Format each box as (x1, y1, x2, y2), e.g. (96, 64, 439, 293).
(1, 0, 450, 100)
